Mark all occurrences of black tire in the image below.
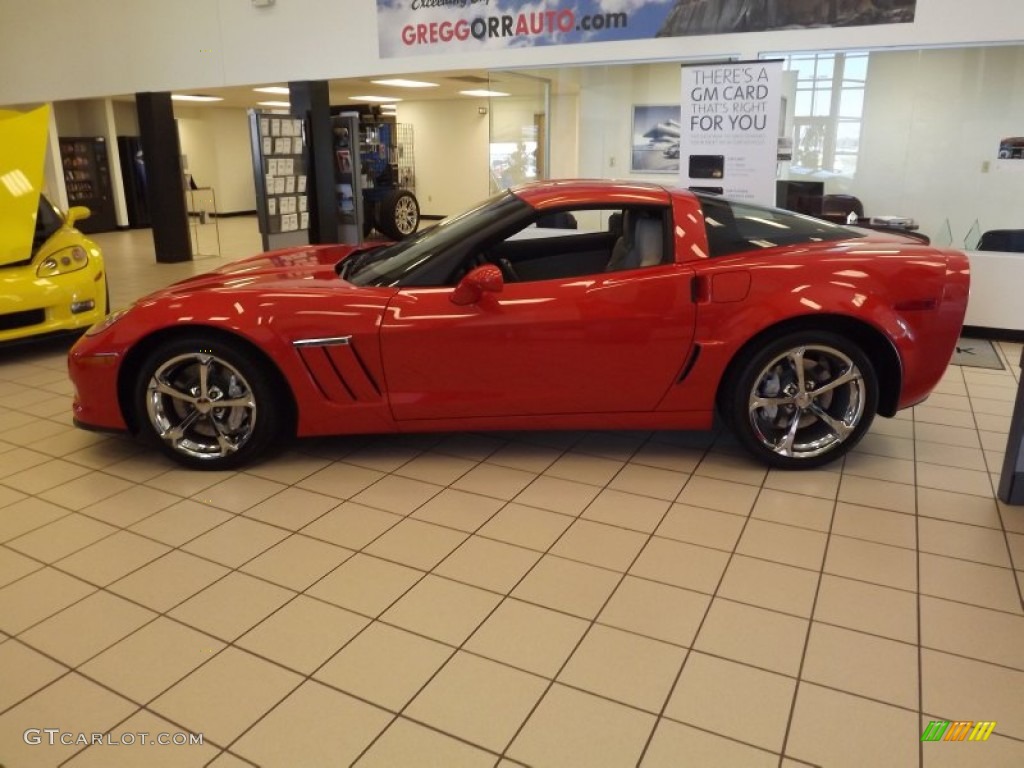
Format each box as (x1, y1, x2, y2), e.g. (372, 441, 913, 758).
(377, 189, 419, 240)
(133, 335, 287, 470)
(726, 331, 878, 469)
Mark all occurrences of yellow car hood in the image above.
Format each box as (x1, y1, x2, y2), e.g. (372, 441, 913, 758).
(0, 105, 49, 266)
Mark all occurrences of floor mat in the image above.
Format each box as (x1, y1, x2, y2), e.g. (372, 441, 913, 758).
(952, 337, 1005, 370)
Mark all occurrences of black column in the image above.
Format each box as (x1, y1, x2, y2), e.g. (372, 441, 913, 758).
(136, 92, 191, 263)
(289, 80, 337, 244)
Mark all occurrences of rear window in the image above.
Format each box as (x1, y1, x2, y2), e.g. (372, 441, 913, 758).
(696, 194, 861, 258)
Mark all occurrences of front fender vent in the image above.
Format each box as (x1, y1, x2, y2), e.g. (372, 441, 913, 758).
(293, 336, 381, 403)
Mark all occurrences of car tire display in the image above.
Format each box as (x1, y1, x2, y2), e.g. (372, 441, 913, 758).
(134, 335, 287, 470)
(728, 331, 878, 469)
(378, 189, 420, 240)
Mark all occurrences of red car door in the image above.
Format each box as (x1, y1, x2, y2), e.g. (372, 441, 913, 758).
(380, 264, 697, 421)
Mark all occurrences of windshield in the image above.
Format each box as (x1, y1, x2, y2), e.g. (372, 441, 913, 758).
(344, 191, 529, 286)
(34, 195, 64, 254)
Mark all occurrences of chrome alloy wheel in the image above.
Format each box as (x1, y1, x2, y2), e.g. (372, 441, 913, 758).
(144, 352, 257, 461)
(747, 344, 866, 460)
(393, 194, 419, 235)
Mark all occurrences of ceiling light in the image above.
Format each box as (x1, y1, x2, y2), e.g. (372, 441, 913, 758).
(371, 78, 439, 89)
(257, 100, 291, 108)
(349, 95, 402, 103)
(459, 89, 509, 98)
(254, 86, 290, 94)
(171, 94, 223, 102)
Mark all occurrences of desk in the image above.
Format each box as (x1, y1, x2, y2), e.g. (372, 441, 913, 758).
(964, 250, 1024, 332)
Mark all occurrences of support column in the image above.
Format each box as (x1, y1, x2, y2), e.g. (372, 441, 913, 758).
(136, 92, 191, 263)
(289, 80, 337, 244)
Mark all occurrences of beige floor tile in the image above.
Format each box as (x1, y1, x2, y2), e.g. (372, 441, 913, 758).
(151, 646, 301, 746)
(914, 421, 981, 449)
(339, 442, 422, 472)
(824, 535, 918, 591)
(170, 572, 294, 642)
(676, 475, 760, 515)
(508, 683, 656, 768)
(513, 475, 602, 515)
(358, 717, 497, 768)
(63, 709, 219, 767)
(630, 442, 704, 473)
(922, 649, 1024, 740)
(574, 431, 648, 461)
(37, 471, 137, 512)
(0, 567, 95, 634)
(477, 503, 574, 551)
(854, 431, 916, 460)
(0, 639, 67, 712)
(434, 536, 540, 593)
(920, 725, 1024, 768)
(976, 414, 1012, 433)
(301, 501, 403, 549)
(407, 651, 548, 752)
(237, 595, 367, 674)
(814, 574, 918, 643)
(608, 463, 689, 502)
(241, 486, 339, 530)
(465, 598, 589, 677)
(364, 518, 467, 570)
(1009, 532, 1024, 570)
(20, 591, 155, 667)
(306, 553, 421, 617)
(916, 461, 998, 498)
(550, 518, 648, 572)
(971, 396, 1015, 418)
(665, 652, 795, 753)
(558, 624, 686, 712)
(641, 718, 778, 768)
(127, 499, 234, 547)
(381, 574, 500, 645)
(55, 530, 171, 587)
(410, 488, 504, 532)
(433, 433, 505, 461)
(0, 496, 69, 543)
(919, 553, 1022, 614)
(393, 451, 477, 485)
(1, 458, 93, 495)
(763, 468, 840, 500)
(241, 534, 353, 591)
(630, 536, 730, 595)
(144, 468, 236, 497)
(314, 621, 452, 710)
(351, 474, 444, 515)
(751, 489, 834, 532)
(915, 440, 988, 471)
(452, 463, 536, 500)
(843, 452, 916, 484)
(544, 451, 624, 486)
(920, 596, 1024, 670)
(918, 517, 1012, 567)
(917, 487, 1004, 528)
(296, 462, 385, 500)
(0, 482, 28, 510)
(0, 544, 42, 588)
(486, 442, 562, 473)
(831, 502, 916, 549)
(232, 681, 391, 766)
(598, 576, 710, 647)
(78, 484, 180, 527)
(694, 450, 768, 487)
(581, 489, 669, 533)
(717, 555, 820, 618)
(181, 516, 289, 568)
(656, 503, 745, 551)
(241, 451, 331, 485)
(785, 681, 918, 768)
(103, 452, 174, 484)
(0, 448, 58, 482)
(736, 519, 827, 570)
(837, 474, 916, 514)
(81, 617, 225, 702)
(802, 622, 918, 708)
(0, 672, 137, 768)
(7, 513, 117, 563)
(695, 598, 808, 676)
(512, 555, 622, 619)
(914, 403, 978, 429)
(108, 550, 229, 613)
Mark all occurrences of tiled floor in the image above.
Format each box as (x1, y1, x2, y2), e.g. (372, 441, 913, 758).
(1, 219, 1023, 767)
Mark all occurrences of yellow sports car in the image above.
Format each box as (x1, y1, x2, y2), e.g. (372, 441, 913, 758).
(1, 106, 107, 344)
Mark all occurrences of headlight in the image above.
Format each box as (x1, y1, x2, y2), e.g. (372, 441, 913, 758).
(85, 308, 128, 336)
(37, 246, 89, 278)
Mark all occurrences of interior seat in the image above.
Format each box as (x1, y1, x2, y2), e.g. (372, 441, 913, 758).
(606, 212, 664, 271)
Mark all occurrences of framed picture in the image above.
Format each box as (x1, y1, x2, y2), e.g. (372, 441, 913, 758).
(631, 105, 682, 174)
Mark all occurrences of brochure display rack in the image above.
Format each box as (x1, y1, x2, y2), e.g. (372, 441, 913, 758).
(332, 112, 365, 245)
(248, 110, 310, 252)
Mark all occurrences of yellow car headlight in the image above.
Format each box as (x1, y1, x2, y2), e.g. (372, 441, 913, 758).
(37, 245, 90, 278)
(85, 308, 128, 337)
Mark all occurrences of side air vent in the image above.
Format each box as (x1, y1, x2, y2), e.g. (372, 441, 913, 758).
(293, 336, 381, 403)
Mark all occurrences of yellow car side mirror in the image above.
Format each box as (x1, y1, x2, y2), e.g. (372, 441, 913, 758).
(66, 206, 92, 228)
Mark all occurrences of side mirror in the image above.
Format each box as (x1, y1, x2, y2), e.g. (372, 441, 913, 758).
(451, 264, 504, 306)
(66, 206, 92, 228)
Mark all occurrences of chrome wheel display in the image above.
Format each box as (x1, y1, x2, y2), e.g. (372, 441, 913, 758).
(393, 193, 419, 236)
(746, 343, 866, 460)
(144, 352, 257, 461)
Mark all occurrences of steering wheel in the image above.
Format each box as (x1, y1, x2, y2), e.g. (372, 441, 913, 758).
(496, 257, 519, 282)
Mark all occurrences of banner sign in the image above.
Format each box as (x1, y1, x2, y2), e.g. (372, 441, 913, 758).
(377, 1, 917, 58)
(678, 60, 782, 206)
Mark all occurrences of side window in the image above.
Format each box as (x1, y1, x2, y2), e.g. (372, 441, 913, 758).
(482, 206, 670, 283)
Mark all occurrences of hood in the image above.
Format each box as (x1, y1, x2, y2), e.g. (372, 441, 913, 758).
(0, 105, 49, 266)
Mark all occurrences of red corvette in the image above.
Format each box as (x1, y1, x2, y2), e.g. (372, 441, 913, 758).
(69, 180, 970, 470)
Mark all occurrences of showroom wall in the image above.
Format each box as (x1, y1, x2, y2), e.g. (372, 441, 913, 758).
(176, 106, 258, 215)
